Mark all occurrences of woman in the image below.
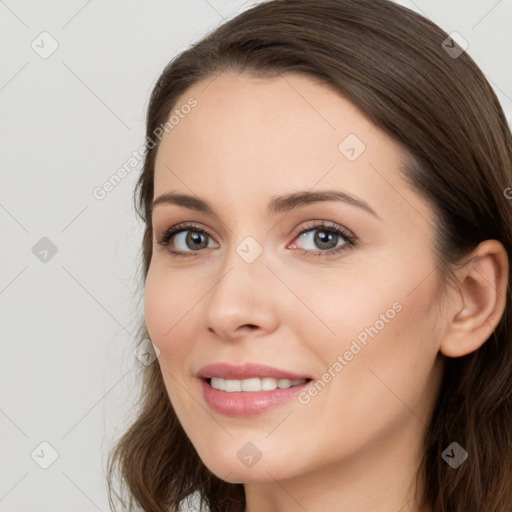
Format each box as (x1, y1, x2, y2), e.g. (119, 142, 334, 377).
(107, 0, 512, 510)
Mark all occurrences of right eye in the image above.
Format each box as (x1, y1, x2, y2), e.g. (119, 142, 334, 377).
(156, 223, 219, 258)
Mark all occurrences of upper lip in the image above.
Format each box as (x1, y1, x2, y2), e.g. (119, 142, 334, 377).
(197, 362, 312, 381)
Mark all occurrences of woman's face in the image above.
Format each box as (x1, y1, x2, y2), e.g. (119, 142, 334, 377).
(145, 71, 447, 484)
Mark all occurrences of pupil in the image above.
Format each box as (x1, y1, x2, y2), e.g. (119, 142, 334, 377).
(188, 232, 207, 249)
(315, 230, 337, 249)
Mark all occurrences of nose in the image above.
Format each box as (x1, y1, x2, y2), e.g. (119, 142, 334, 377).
(203, 250, 280, 341)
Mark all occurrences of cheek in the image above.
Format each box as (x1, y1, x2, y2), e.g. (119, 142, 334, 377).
(144, 265, 198, 365)
(313, 266, 439, 394)
(144, 270, 199, 419)
(299, 289, 440, 458)
(352, 283, 440, 411)
(299, 274, 402, 357)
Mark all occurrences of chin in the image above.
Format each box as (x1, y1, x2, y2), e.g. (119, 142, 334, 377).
(207, 465, 282, 484)
(197, 447, 298, 484)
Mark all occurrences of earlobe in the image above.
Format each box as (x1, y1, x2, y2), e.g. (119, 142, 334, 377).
(439, 239, 509, 358)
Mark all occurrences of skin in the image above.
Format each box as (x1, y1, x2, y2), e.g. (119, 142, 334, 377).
(144, 71, 509, 512)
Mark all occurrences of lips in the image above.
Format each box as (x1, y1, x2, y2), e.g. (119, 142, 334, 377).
(196, 362, 312, 381)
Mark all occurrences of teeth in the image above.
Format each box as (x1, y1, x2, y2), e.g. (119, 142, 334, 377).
(210, 377, 307, 392)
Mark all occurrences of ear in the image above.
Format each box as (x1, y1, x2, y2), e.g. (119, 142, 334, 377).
(440, 239, 509, 358)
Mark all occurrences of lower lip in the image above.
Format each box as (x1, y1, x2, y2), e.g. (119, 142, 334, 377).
(200, 378, 311, 417)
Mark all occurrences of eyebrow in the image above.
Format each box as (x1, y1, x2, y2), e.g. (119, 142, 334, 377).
(151, 190, 380, 220)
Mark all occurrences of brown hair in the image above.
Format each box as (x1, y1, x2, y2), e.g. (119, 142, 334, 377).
(106, 0, 512, 510)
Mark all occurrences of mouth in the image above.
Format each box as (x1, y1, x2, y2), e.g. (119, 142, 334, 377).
(204, 376, 313, 392)
(197, 362, 314, 416)
(200, 375, 314, 417)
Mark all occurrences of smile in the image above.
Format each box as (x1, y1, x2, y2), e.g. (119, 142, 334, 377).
(200, 377, 313, 417)
(209, 377, 308, 392)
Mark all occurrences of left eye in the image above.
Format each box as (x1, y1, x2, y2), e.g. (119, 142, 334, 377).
(292, 226, 350, 252)
(289, 222, 355, 256)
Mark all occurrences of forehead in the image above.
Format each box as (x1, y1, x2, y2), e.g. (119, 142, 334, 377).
(152, 72, 429, 229)
(158, 72, 379, 155)
(158, 73, 397, 168)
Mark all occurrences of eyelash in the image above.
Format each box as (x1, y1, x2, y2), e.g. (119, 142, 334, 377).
(155, 221, 356, 259)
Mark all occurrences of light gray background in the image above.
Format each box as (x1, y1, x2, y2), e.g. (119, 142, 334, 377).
(1, 1, 511, 511)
